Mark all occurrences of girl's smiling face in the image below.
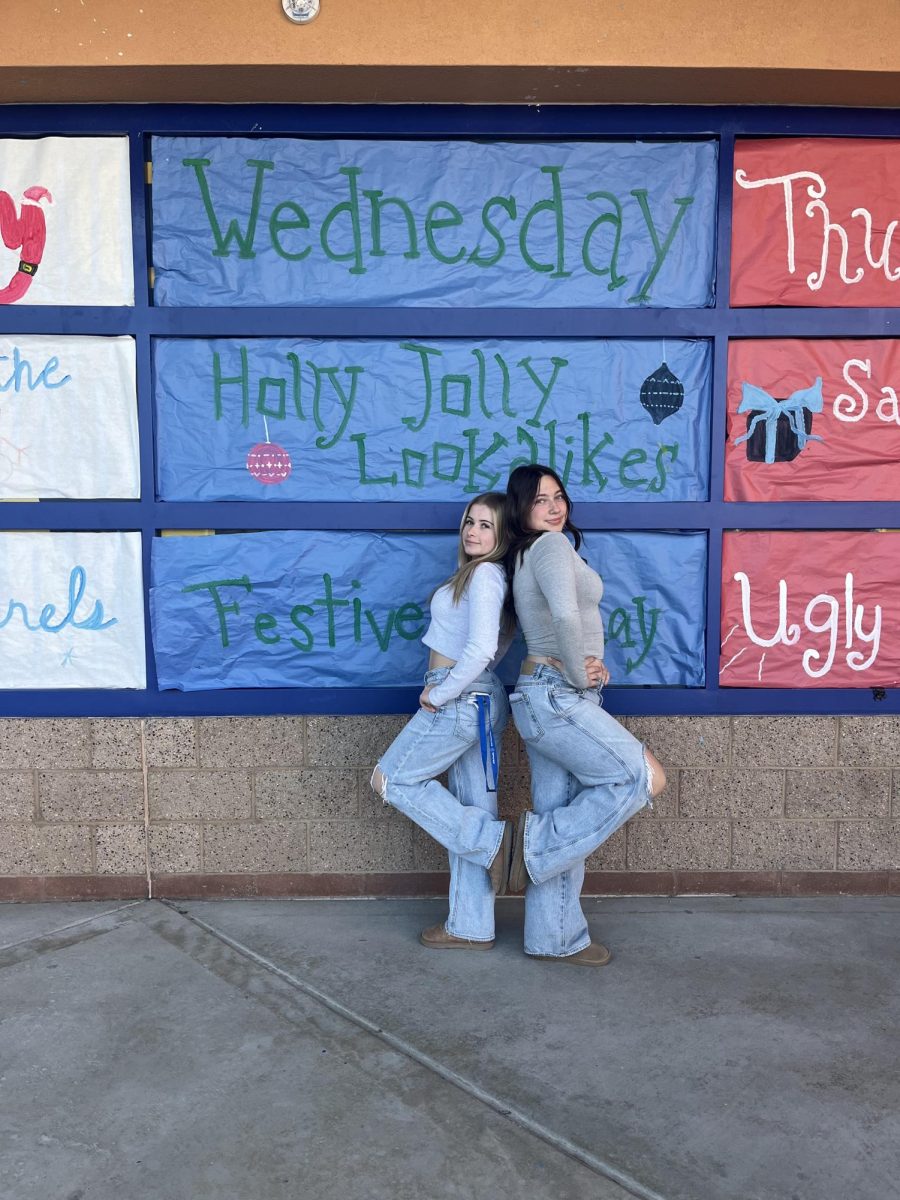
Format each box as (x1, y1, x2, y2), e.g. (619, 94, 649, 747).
(527, 474, 568, 533)
(461, 503, 498, 559)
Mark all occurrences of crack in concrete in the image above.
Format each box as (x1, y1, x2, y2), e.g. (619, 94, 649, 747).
(161, 898, 668, 1200)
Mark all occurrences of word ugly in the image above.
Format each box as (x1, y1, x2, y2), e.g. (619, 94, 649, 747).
(733, 570, 881, 679)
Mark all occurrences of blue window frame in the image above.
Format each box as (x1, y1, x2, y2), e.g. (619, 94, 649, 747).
(1, 103, 899, 717)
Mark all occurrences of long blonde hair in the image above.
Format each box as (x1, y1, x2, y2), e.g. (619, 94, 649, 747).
(435, 492, 510, 610)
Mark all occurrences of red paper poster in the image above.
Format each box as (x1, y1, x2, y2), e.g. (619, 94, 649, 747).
(725, 339, 900, 502)
(731, 139, 900, 307)
(720, 531, 900, 688)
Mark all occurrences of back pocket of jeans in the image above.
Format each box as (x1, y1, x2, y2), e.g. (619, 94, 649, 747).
(509, 691, 544, 743)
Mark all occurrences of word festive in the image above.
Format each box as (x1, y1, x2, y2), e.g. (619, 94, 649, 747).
(184, 572, 425, 655)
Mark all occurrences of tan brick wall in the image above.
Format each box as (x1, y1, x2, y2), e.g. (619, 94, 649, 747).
(0, 715, 897, 895)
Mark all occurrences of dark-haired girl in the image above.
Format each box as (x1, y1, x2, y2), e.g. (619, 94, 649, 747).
(504, 464, 666, 966)
(371, 492, 513, 950)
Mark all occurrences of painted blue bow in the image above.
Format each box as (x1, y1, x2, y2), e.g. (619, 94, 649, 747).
(734, 377, 824, 464)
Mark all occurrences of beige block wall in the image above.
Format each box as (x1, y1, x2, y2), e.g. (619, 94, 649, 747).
(1, 715, 897, 898)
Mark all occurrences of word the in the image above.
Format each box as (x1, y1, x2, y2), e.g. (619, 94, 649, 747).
(184, 572, 425, 653)
(733, 569, 881, 678)
(0, 345, 71, 393)
(833, 358, 900, 425)
(0, 566, 117, 633)
(735, 168, 899, 293)
(184, 157, 695, 303)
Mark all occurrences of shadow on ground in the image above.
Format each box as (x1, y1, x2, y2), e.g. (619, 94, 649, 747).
(1, 896, 898, 1200)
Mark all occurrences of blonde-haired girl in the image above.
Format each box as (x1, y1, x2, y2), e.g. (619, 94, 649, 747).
(372, 492, 513, 949)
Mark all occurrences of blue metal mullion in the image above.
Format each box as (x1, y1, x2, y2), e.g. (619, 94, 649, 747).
(129, 128, 160, 694)
(8, 104, 900, 140)
(703, 131, 735, 703)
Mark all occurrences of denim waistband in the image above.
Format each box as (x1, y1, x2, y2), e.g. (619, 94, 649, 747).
(516, 663, 602, 694)
(423, 666, 499, 690)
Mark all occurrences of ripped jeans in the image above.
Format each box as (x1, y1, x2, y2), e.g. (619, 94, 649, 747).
(509, 664, 652, 958)
(373, 667, 509, 942)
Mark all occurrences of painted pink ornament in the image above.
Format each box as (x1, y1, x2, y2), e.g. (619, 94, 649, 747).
(246, 442, 292, 485)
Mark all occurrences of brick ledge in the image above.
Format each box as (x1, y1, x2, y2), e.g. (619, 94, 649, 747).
(0, 871, 897, 902)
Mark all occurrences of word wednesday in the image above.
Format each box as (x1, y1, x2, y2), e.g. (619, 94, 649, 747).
(183, 157, 695, 303)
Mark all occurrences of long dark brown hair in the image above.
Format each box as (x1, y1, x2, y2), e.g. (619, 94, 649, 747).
(503, 465, 583, 617)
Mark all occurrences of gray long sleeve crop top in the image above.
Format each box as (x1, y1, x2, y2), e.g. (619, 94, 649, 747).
(512, 532, 604, 689)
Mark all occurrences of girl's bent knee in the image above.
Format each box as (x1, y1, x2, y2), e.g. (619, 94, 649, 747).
(644, 750, 666, 798)
(370, 765, 388, 799)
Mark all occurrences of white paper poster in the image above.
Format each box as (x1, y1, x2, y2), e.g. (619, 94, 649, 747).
(0, 532, 146, 689)
(0, 336, 139, 498)
(0, 137, 134, 307)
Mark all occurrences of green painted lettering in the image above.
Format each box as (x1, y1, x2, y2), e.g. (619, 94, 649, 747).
(518, 166, 570, 278)
(582, 190, 627, 290)
(182, 157, 273, 259)
(182, 576, 252, 648)
(425, 202, 466, 265)
(289, 604, 314, 652)
(629, 190, 694, 305)
(469, 195, 517, 268)
(254, 612, 281, 644)
(395, 602, 425, 641)
(269, 200, 311, 261)
(648, 442, 678, 493)
(213, 345, 250, 426)
(619, 447, 649, 489)
(400, 342, 442, 432)
(350, 432, 398, 486)
(363, 190, 421, 260)
(519, 355, 568, 429)
(320, 166, 366, 275)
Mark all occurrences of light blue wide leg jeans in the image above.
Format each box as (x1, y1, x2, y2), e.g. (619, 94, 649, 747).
(374, 668, 509, 941)
(509, 664, 651, 958)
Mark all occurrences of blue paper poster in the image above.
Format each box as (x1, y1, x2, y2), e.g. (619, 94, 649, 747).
(154, 337, 711, 502)
(152, 137, 718, 308)
(150, 529, 706, 691)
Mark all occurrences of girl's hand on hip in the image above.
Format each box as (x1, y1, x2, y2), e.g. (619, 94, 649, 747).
(584, 657, 611, 687)
(419, 687, 438, 712)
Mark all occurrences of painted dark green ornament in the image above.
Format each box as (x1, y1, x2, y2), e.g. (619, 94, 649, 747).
(640, 362, 684, 425)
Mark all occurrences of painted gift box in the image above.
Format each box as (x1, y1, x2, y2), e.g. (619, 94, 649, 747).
(734, 379, 824, 465)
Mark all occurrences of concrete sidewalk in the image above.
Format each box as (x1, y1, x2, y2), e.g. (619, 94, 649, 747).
(1, 897, 898, 1200)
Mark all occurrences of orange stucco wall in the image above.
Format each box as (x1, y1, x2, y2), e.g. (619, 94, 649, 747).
(10, 0, 900, 105)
